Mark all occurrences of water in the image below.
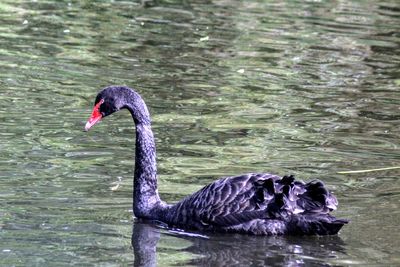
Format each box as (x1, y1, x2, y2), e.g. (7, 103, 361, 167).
(1, 0, 399, 265)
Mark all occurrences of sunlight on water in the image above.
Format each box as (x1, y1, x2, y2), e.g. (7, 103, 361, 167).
(0, 0, 399, 266)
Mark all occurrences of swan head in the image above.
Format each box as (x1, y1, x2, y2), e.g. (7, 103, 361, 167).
(85, 85, 150, 131)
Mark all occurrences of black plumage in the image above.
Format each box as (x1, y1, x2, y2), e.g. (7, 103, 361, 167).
(85, 86, 348, 235)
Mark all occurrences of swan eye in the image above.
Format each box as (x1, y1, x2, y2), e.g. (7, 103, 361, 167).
(97, 99, 108, 114)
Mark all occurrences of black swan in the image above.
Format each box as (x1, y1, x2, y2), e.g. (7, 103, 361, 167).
(85, 85, 348, 235)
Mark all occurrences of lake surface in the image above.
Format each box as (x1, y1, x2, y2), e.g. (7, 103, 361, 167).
(1, 0, 399, 266)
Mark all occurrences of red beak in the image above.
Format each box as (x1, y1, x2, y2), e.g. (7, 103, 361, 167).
(85, 99, 104, 131)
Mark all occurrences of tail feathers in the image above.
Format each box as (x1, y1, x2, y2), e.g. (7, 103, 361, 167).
(253, 176, 341, 217)
(287, 215, 349, 235)
(296, 180, 338, 214)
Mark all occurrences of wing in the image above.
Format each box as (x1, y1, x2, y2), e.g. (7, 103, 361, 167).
(167, 173, 339, 230)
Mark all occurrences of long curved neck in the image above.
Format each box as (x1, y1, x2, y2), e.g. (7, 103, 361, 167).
(134, 123, 162, 216)
(125, 99, 166, 219)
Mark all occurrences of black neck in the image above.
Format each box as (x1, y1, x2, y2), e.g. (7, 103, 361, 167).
(125, 98, 165, 219)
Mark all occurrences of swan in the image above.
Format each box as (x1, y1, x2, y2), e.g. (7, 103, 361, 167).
(84, 85, 348, 235)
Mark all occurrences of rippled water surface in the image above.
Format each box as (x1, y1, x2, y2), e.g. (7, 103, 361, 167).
(1, 0, 399, 266)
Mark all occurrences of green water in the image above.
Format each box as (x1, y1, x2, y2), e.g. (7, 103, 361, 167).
(1, 0, 399, 266)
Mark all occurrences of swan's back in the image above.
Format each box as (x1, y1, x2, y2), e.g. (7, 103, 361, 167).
(164, 174, 347, 235)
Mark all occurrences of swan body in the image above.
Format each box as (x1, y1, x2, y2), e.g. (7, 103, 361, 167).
(85, 86, 348, 235)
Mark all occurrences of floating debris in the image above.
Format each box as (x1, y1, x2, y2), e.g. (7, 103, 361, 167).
(337, 166, 400, 174)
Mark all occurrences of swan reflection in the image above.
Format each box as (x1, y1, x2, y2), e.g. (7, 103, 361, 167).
(131, 220, 347, 267)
